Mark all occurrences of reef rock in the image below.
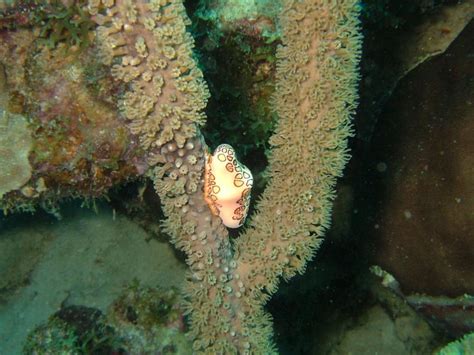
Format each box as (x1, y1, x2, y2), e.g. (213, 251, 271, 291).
(370, 22, 473, 297)
(0, 108, 32, 198)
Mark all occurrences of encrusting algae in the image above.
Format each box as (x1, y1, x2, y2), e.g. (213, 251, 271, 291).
(0, 108, 33, 199)
(86, 0, 362, 353)
(0, 5, 145, 213)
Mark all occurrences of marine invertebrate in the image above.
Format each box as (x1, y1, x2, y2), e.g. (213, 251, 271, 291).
(204, 144, 253, 228)
(31, 1, 95, 50)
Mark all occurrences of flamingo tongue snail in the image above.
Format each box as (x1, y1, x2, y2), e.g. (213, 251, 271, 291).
(204, 144, 253, 228)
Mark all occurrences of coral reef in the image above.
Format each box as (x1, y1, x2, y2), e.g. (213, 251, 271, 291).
(1, 0, 362, 352)
(87, 0, 361, 352)
(29, 1, 95, 49)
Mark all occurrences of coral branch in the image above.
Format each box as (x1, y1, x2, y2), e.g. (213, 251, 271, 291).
(237, 0, 363, 293)
(88, 0, 362, 353)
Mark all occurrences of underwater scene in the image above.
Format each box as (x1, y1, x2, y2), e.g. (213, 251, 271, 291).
(0, 0, 472, 354)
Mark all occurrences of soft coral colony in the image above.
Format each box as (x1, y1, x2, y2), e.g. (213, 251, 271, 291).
(9, 0, 362, 352)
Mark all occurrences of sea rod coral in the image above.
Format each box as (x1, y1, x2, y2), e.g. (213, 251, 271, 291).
(87, 0, 362, 353)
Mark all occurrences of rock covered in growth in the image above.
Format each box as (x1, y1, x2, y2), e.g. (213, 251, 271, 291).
(23, 305, 118, 354)
(0, 4, 150, 212)
(0, 57, 32, 199)
(107, 284, 191, 354)
(23, 318, 79, 354)
(194, 0, 282, 35)
(0, 109, 32, 198)
(23, 287, 190, 354)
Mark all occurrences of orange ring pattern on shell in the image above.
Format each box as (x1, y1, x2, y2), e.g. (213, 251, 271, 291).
(204, 144, 253, 228)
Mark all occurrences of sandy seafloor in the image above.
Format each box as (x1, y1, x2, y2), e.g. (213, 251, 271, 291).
(0, 202, 185, 353)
